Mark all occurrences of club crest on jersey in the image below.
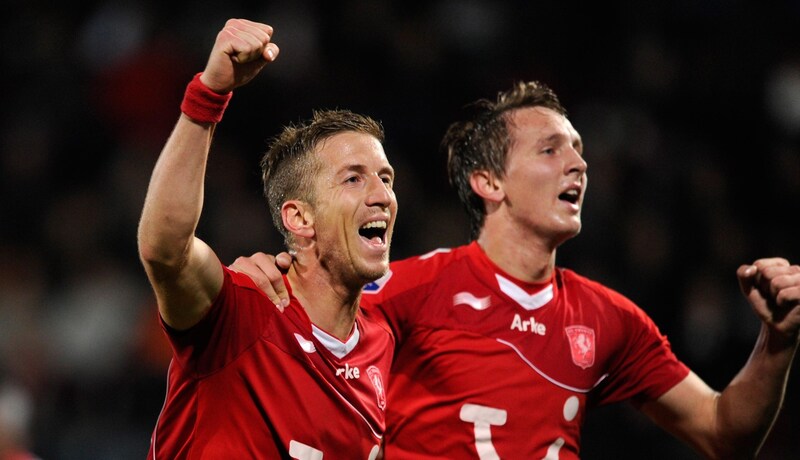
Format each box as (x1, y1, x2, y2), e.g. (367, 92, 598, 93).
(363, 270, 392, 294)
(565, 326, 595, 369)
(366, 366, 386, 410)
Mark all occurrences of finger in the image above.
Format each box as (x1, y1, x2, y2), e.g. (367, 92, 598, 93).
(775, 285, 800, 308)
(773, 268, 800, 306)
(756, 263, 798, 300)
(248, 253, 290, 310)
(263, 42, 280, 62)
(224, 20, 274, 63)
(269, 271, 290, 310)
(736, 263, 777, 325)
(751, 257, 790, 272)
(230, 255, 287, 312)
(737, 263, 758, 296)
(275, 251, 293, 270)
(740, 259, 788, 294)
(231, 18, 273, 38)
(225, 31, 267, 64)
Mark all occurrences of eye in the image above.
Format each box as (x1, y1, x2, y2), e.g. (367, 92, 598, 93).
(344, 175, 361, 184)
(542, 147, 555, 155)
(381, 175, 393, 187)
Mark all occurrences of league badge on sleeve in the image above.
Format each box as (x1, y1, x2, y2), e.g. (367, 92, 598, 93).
(565, 325, 595, 369)
(363, 270, 392, 294)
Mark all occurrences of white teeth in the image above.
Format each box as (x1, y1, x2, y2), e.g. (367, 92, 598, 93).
(361, 221, 387, 230)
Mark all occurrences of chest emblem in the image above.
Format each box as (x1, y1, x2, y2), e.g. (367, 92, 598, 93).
(367, 365, 387, 410)
(565, 326, 595, 369)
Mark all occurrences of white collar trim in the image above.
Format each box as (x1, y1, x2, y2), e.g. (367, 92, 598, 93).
(311, 323, 360, 359)
(495, 274, 554, 310)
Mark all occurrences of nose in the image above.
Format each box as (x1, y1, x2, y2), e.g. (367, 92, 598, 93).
(365, 173, 393, 207)
(566, 146, 587, 176)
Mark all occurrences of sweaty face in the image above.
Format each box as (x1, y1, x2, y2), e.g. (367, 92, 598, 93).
(310, 131, 397, 287)
(500, 106, 587, 246)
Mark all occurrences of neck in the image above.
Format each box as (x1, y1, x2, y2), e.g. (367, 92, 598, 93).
(476, 217, 558, 283)
(286, 261, 361, 341)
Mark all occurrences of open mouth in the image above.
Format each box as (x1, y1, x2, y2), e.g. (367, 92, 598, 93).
(358, 221, 388, 245)
(558, 189, 580, 205)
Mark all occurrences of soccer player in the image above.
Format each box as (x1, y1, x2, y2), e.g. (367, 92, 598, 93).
(138, 19, 396, 458)
(231, 82, 800, 458)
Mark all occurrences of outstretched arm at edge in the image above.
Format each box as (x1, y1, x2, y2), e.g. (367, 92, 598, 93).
(137, 19, 279, 330)
(641, 258, 800, 459)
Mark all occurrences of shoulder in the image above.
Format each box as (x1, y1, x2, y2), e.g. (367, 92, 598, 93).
(358, 309, 396, 346)
(363, 245, 471, 296)
(556, 267, 648, 320)
(393, 245, 472, 273)
(224, 265, 273, 295)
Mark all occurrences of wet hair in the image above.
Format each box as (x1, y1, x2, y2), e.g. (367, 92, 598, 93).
(442, 81, 567, 240)
(261, 109, 384, 248)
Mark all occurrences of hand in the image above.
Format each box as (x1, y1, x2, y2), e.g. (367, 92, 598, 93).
(229, 252, 293, 311)
(200, 18, 280, 94)
(738, 258, 800, 345)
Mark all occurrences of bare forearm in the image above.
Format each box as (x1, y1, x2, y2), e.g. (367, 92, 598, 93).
(713, 325, 798, 458)
(138, 115, 214, 271)
(710, 258, 800, 458)
(646, 260, 800, 459)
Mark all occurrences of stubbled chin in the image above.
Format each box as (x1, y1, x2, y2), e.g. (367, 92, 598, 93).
(354, 236, 391, 281)
(357, 258, 389, 282)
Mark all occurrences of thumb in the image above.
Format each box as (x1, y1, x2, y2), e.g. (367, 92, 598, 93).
(736, 263, 758, 297)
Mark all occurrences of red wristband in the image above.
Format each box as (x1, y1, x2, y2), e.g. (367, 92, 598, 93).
(180, 73, 233, 124)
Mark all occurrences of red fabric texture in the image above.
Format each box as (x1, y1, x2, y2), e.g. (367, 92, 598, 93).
(179, 73, 232, 124)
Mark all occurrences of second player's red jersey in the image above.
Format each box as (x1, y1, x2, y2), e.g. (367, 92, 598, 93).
(361, 242, 689, 459)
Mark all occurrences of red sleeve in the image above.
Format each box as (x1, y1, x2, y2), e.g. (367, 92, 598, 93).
(161, 264, 277, 377)
(594, 291, 690, 406)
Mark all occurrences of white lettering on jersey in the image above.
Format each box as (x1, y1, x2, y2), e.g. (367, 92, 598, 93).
(289, 441, 380, 460)
(335, 363, 360, 379)
(539, 397, 580, 459)
(459, 403, 507, 460)
(457, 397, 581, 459)
(368, 445, 380, 460)
(542, 437, 565, 460)
(289, 440, 323, 460)
(510, 313, 547, 335)
(453, 292, 491, 311)
(563, 396, 579, 421)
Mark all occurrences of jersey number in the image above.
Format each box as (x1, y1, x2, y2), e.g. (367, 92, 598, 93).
(459, 404, 507, 460)
(289, 440, 380, 460)
(459, 403, 566, 460)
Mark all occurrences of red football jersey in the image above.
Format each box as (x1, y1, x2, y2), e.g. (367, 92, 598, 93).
(361, 242, 689, 459)
(148, 265, 393, 459)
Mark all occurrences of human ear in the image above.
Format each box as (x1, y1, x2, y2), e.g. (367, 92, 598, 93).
(281, 200, 315, 239)
(469, 170, 504, 204)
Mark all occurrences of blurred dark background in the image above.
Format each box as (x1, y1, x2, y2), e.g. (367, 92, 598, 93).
(1, 0, 798, 458)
